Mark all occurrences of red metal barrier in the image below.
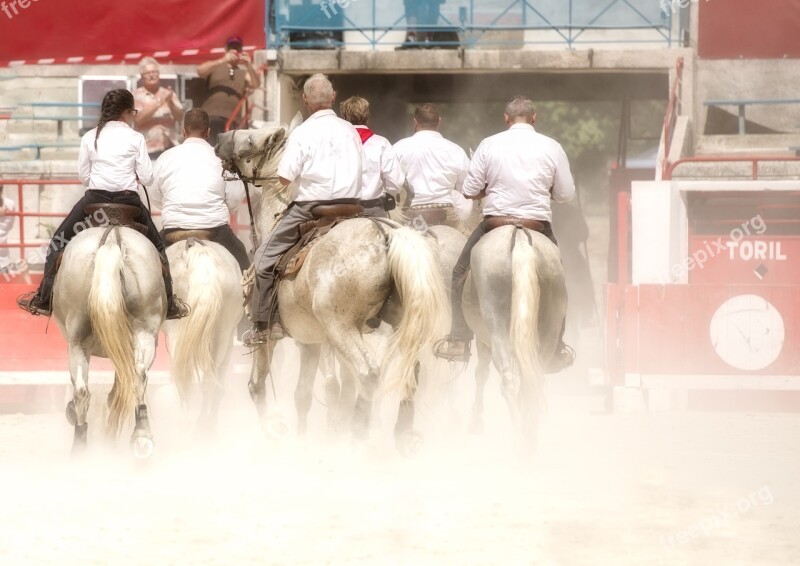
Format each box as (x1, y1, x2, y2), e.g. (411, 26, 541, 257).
(664, 155, 800, 181)
(0, 178, 251, 264)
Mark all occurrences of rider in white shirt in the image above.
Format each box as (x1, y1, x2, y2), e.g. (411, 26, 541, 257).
(434, 95, 576, 370)
(244, 74, 364, 345)
(339, 96, 405, 218)
(392, 103, 470, 234)
(17, 89, 189, 319)
(150, 108, 249, 271)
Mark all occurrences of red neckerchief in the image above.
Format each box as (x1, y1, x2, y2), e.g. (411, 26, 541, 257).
(357, 127, 375, 144)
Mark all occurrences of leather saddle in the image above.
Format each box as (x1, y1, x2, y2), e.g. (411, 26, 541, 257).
(280, 202, 364, 277)
(163, 228, 214, 245)
(83, 203, 148, 236)
(485, 215, 545, 233)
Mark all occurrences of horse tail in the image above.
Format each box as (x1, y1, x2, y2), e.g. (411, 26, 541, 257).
(510, 230, 545, 407)
(171, 243, 224, 402)
(385, 227, 449, 396)
(87, 235, 137, 437)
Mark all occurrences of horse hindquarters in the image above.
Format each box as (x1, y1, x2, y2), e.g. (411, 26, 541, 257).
(87, 236, 138, 437)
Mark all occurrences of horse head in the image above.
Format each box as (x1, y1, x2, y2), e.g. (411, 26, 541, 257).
(215, 112, 304, 242)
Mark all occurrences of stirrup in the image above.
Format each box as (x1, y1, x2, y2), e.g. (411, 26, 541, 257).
(547, 344, 576, 373)
(17, 291, 51, 316)
(433, 336, 470, 363)
(242, 322, 283, 346)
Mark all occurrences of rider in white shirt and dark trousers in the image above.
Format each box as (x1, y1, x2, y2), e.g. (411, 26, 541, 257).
(434, 96, 576, 369)
(392, 103, 470, 234)
(150, 108, 249, 271)
(17, 89, 189, 319)
(339, 96, 405, 218)
(245, 74, 364, 345)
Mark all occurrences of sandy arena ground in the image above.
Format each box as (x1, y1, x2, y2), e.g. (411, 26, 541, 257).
(1, 343, 799, 566)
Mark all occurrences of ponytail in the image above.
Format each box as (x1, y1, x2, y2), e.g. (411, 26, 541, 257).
(94, 89, 135, 150)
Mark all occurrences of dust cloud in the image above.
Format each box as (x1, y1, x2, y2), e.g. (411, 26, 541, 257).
(1, 337, 798, 565)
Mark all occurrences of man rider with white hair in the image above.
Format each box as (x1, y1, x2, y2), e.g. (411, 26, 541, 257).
(244, 74, 364, 345)
(433, 95, 576, 371)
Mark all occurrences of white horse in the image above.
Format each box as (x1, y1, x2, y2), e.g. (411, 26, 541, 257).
(55, 225, 165, 457)
(217, 124, 448, 450)
(163, 238, 243, 434)
(462, 226, 567, 445)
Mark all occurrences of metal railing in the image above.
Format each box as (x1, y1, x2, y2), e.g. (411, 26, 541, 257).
(664, 156, 800, 181)
(268, 0, 685, 50)
(0, 180, 251, 275)
(661, 56, 683, 179)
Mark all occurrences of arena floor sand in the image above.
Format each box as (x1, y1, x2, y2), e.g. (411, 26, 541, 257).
(1, 355, 799, 566)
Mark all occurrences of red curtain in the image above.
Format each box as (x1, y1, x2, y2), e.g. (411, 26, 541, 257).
(0, 0, 265, 66)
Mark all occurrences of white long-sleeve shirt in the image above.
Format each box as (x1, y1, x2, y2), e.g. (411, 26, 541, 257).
(277, 109, 363, 202)
(392, 130, 469, 207)
(150, 137, 244, 230)
(355, 126, 405, 201)
(462, 123, 575, 221)
(78, 121, 153, 191)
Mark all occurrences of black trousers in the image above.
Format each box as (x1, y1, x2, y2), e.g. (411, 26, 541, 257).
(161, 223, 250, 272)
(36, 189, 174, 304)
(449, 218, 557, 341)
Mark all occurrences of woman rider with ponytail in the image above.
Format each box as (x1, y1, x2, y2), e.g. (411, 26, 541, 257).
(18, 89, 190, 319)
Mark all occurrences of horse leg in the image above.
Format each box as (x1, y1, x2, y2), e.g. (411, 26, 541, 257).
(469, 340, 492, 434)
(395, 360, 423, 457)
(197, 340, 232, 439)
(131, 332, 157, 459)
(491, 335, 521, 431)
(319, 343, 341, 433)
(248, 342, 288, 439)
(336, 363, 358, 435)
(326, 327, 380, 440)
(295, 343, 321, 436)
(67, 345, 90, 454)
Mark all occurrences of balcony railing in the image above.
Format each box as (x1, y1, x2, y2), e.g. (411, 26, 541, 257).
(268, 0, 687, 50)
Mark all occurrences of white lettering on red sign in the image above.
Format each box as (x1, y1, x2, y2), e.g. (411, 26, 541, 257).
(726, 241, 787, 261)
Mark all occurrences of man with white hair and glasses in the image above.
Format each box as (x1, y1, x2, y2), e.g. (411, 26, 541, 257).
(433, 95, 577, 371)
(133, 57, 183, 160)
(244, 74, 364, 345)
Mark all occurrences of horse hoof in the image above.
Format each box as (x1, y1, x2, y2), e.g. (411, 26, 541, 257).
(65, 400, 77, 426)
(396, 430, 424, 457)
(131, 432, 154, 459)
(264, 416, 290, 440)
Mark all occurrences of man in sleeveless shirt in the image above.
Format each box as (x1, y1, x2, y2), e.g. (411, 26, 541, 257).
(197, 36, 261, 146)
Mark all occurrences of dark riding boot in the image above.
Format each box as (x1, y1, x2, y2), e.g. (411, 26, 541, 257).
(546, 319, 576, 373)
(17, 264, 57, 316)
(243, 288, 284, 346)
(159, 254, 190, 320)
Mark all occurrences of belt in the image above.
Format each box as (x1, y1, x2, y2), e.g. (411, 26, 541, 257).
(409, 203, 452, 210)
(361, 198, 383, 208)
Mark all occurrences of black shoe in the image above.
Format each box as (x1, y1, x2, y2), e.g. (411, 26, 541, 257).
(546, 344, 576, 373)
(17, 291, 51, 316)
(166, 296, 191, 320)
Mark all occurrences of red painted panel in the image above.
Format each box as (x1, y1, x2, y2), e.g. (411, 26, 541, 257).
(632, 285, 799, 376)
(699, 0, 800, 59)
(0, 284, 170, 373)
(688, 236, 800, 285)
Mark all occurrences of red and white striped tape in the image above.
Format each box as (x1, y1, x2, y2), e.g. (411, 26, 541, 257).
(7, 45, 257, 67)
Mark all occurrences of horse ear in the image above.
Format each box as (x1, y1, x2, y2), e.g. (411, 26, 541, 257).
(288, 111, 303, 132)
